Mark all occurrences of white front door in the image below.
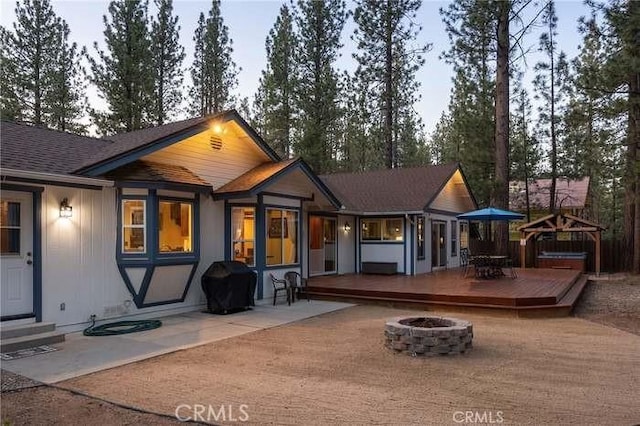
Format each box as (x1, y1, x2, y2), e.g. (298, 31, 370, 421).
(1, 191, 34, 318)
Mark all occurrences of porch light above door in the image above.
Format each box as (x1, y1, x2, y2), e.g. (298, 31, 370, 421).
(343, 222, 351, 232)
(59, 198, 73, 218)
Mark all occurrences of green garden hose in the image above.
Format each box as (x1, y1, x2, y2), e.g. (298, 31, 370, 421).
(83, 318, 162, 336)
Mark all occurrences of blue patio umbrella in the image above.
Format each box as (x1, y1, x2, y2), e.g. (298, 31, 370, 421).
(457, 207, 525, 221)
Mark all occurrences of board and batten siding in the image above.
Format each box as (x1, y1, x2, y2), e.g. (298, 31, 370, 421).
(429, 170, 475, 213)
(142, 128, 271, 190)
(40, 185, 216, 331)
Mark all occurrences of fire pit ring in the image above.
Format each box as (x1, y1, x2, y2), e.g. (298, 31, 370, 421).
(384, 316, 473, 356)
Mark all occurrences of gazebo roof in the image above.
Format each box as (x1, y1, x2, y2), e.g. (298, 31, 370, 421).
(517, 213, 605, 233)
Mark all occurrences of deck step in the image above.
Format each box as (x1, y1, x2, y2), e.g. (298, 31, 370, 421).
(1, 330, 65, 353)
(0, 322, 55, 340)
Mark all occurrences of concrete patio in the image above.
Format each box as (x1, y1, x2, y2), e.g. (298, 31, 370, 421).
(1, 300, 352, 384)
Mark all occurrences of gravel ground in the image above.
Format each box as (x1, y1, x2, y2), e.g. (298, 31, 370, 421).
(1, 386, 199, 425)
(1, 369, 41, 392)
(574, 275, 640, 335)
(3, 279, 638, 425)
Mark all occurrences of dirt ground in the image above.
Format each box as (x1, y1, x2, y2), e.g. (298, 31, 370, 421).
(3, 278, 639, 426)
(573, 275, 640, 335)
(1, 384, 193, 425)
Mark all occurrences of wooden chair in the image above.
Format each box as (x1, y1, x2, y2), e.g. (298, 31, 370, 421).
(284, 271, 310, 302)
(269, 273, 290, 306)
(460, 248, 471, 277)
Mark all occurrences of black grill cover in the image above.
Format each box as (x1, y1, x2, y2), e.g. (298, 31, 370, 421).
(201, 261, 257, 314)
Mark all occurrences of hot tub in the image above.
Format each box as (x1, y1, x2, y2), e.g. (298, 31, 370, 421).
(537, 251, 587, 272)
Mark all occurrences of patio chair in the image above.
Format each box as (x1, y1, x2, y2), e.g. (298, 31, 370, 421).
(504, 257, 517, 278)
(284, 271, 310, 302)
(460, 248, 471, 277)
(269, 273, 290, 306)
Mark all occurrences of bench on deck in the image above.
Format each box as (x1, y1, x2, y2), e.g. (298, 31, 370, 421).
(361, 262, 397, 275)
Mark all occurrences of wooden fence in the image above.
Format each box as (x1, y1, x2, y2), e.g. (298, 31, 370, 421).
(469, 239, 626, 273)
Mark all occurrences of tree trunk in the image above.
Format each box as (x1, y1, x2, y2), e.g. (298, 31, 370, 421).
(493, 0, 510, 256)
(549, 8, 557, 214)
(384, 1, 393, 169)
(627, 68, 640, 273)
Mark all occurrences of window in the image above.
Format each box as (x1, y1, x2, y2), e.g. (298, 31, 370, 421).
(122, 200, 146, 253)
(158, 200, 193, 253)
(417, 216, 425, 259)
(460, 222, 469, 250)
(231, 207, 255, 266)
(266, 208, 298, 266)
(1, 201, 20, 255)
(361, 218, 404, 242)
(451, 220, 458, 257)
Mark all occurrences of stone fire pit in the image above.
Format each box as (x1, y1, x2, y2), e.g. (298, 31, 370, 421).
(384, 316, 473, 356)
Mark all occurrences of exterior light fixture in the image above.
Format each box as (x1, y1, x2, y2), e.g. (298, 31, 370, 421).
(343, 222, 351, 232)
(60, 198, 72, 218)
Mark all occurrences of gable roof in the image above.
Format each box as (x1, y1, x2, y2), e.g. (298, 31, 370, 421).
(214, 158, 342, 209)
(76, 110, 281, 176)
(0, 121, 113, 175)
(320, 163, 463, 213)
(105, 160, 211, 189)
(509, 177, 590, 211)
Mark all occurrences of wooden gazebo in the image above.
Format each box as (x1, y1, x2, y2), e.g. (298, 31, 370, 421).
(517, 213, 605, 275)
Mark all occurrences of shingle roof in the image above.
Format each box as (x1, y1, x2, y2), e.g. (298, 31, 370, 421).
(76, 115, 217, 172)
(214, 158, 297, 195)
(105, 160, 211, 188)
(0, 121, 113, 174)
(320, 163, 460, 213)
(509, 177, 590, 210)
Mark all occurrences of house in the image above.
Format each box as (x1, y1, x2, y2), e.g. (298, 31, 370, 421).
(0, 112, 476, 331)
(320, 165, 477, 275)
(509, 177, 591, 240)
(509, 177, 591, 218)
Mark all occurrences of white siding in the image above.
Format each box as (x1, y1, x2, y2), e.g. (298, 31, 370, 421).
(337, 215, 355, 274)
(143, 127, 270, 190)
(360, 244, 405, 274)
(39, 185, 222, 331)
(429, 170, 475, 213)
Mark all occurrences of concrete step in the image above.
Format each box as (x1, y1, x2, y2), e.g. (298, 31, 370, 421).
(1, 330, 65, 353)
(0, 322, 55, 340)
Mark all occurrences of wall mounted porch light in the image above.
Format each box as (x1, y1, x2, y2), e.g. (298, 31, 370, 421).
(343, 222, 351, 232)
(59, 198, 73, 218)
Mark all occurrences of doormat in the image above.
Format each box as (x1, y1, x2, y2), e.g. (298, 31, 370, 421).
(1, 345, 58, 361)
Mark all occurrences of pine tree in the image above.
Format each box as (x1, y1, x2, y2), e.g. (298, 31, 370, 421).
(150, 0, 185, 125)
(1, 0, 61, 125)
(440, 0, 497, 206)
(89, 0, 153, 134)
(189, 0, 238, 116)
(46, 21, 88, 133)
(352, 0, 429, 169)
(294, 0, 346, 173)
(255, 5, 297, 158)
(533, 0, 570, 213)
(589, 0, 640, 272)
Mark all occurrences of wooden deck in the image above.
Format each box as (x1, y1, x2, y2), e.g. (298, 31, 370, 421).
(306, 268, 588, 317)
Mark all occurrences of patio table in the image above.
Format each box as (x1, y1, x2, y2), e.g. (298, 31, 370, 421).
(470, 255, 508, 279)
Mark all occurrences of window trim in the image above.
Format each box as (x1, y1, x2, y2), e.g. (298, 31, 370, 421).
(157, 197, 195, 256)
(121, 198, 147, 255)
(360, 217, 405, 243)
(265, 206, 300, 267)
(230, 206, 256, 267)
(451, 220, 458, 257)
(416, 216, 425, 260)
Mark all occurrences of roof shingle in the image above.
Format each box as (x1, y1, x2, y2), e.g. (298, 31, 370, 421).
(0, 121, 112, 174)
(320, 163, 459, 213)
(214, 159, 297, 195)
(105, 160, 211, 188)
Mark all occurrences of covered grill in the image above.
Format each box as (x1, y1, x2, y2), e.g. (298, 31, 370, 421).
(201, 261, 257, 314)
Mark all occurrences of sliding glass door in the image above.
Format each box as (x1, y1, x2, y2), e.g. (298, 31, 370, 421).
(309, 216, 337, 276)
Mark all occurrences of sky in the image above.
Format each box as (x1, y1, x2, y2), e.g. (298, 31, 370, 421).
(0, 0, 591, 134)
